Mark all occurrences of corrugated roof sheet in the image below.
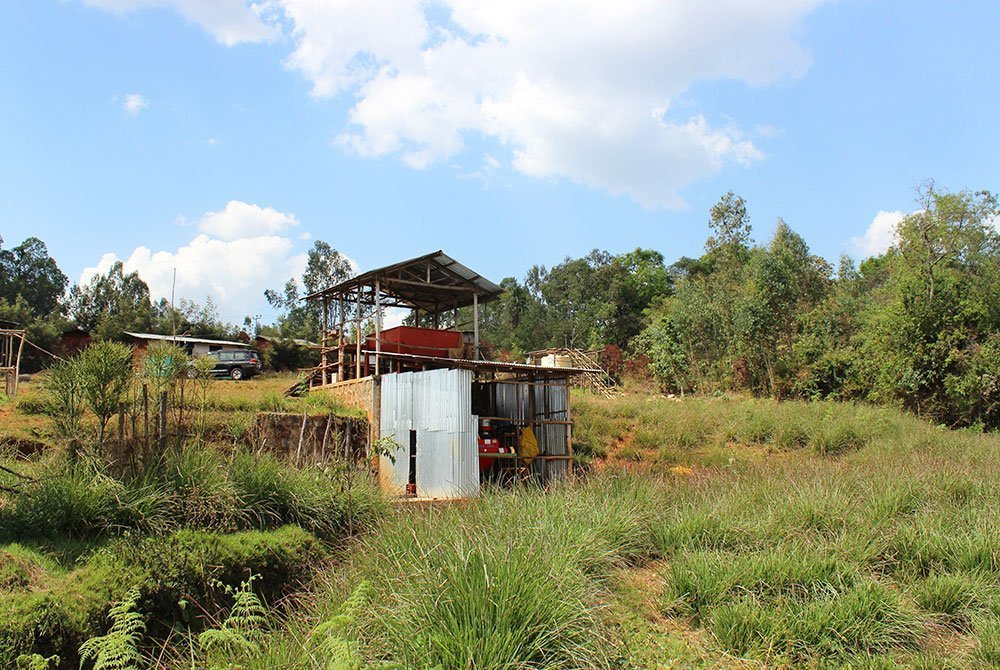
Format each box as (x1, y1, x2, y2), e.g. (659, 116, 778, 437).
(124, 332, 252, 348)
(373, 350, 598, 376)
(302, 250, 504, 312)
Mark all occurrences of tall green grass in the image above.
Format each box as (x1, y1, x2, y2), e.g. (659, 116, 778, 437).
(0, 445, 386, 542)
(279, 393, 1000, 669)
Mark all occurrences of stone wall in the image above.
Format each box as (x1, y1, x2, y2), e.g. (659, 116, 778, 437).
(314, 377, 382, 443)
(251, 412, 368, 465)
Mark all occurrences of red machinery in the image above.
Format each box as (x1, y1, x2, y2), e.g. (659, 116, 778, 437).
(364, 326, 463, 358)
(478, 419, 519, 473)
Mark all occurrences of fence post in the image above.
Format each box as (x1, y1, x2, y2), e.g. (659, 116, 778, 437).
(142, 384, 149, 461)
(159, 391, 168, 449)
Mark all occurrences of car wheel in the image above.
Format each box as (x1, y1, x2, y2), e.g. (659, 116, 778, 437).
(230, 367, 244, 381)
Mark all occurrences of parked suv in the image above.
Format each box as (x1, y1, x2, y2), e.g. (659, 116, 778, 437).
(197, 349, 262, 380)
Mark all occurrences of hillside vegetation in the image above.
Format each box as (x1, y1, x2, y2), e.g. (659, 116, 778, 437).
(259, 393, 996, 669)
(2, 361, 998, 667)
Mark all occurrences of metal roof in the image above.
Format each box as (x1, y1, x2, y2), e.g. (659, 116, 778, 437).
(302, 250, 504, 313)
(370, 350, 597, 377)
(124, 332, 252, 348)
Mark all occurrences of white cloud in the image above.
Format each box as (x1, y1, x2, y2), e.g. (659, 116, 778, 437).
(197, 200, 299, 241)
(83, 0, 277, 45)
(88, 0, 830, 206)
(851, 210, 905, 258)
(274, 0, 827, 207)
(122, 93, 149, 115)
(79, 201, 309, 323)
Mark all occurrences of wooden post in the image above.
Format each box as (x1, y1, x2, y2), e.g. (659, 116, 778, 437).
(320, 415, 331, 462)
(142, 384, 149, 459)
(527, 374, 536, 479)
(337, 295, 345, 383)
(158, 391, 168, 447)
(321, 296, 329, 384)
(117, 404, 125, 452)
(473, 292, 479, 361)
(296, 412, 307, 466)
(374, 278, 382, 376)
(355, 286, 362, 379)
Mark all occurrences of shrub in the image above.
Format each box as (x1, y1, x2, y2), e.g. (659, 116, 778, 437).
(0, 465, 174, 541)
(707, 584, 919, 661)
(76, 341, 135, 451)
(1, 445, 387, 543)
(663, 545, 859, 619)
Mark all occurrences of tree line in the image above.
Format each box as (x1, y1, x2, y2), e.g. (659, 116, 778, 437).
(476, 183, 999, 429)
(3, 181, 997, 428)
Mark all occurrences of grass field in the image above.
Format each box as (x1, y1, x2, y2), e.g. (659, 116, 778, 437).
(2, 375, 998, 668)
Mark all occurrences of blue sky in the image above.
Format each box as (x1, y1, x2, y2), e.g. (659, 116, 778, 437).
(1, 0, 997, 323)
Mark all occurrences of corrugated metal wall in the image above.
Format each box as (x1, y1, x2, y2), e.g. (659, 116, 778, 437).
(379, 369, 479, 499)
(492, 380, 569, 479)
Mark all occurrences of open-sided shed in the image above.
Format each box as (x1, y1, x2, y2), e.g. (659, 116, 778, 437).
(304, 251, 598, 499)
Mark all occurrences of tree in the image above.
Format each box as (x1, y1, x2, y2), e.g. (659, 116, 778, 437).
(0, 236, 68, 316)
(303, 241, 354, 295)
(706, 191, 752, 260)
(0, 295, 69, 372)
(265, 241, 353, 340)
(69, 261, 153, 338)
(151, 296, 233, 339)
(859, 184, 1000, 427)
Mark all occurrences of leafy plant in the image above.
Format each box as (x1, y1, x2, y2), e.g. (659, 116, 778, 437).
(191, 355, 216, 442)
(77, 340, 135, 451)
(44, 357, 85, 444)
(199, 574, 269, 663)
(78, 588, 146, 670)
(309, 580, 371, 670)
(15, 654, 60, 670)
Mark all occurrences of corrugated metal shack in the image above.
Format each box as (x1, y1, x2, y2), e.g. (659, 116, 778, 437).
(305, 251, 595, 500)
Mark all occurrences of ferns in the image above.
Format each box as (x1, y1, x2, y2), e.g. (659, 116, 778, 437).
(78, 589, 146, 670)
(15, 654, 60, 670)
(309, 580, 371, 670)
(199, 575, 269, 664)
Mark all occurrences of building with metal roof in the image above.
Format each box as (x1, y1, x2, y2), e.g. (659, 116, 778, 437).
(303, 250, 596, 500)
(124, 332, 252, 358)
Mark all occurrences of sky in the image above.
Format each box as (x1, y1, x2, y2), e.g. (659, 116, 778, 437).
(1, 0, 997, 324)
